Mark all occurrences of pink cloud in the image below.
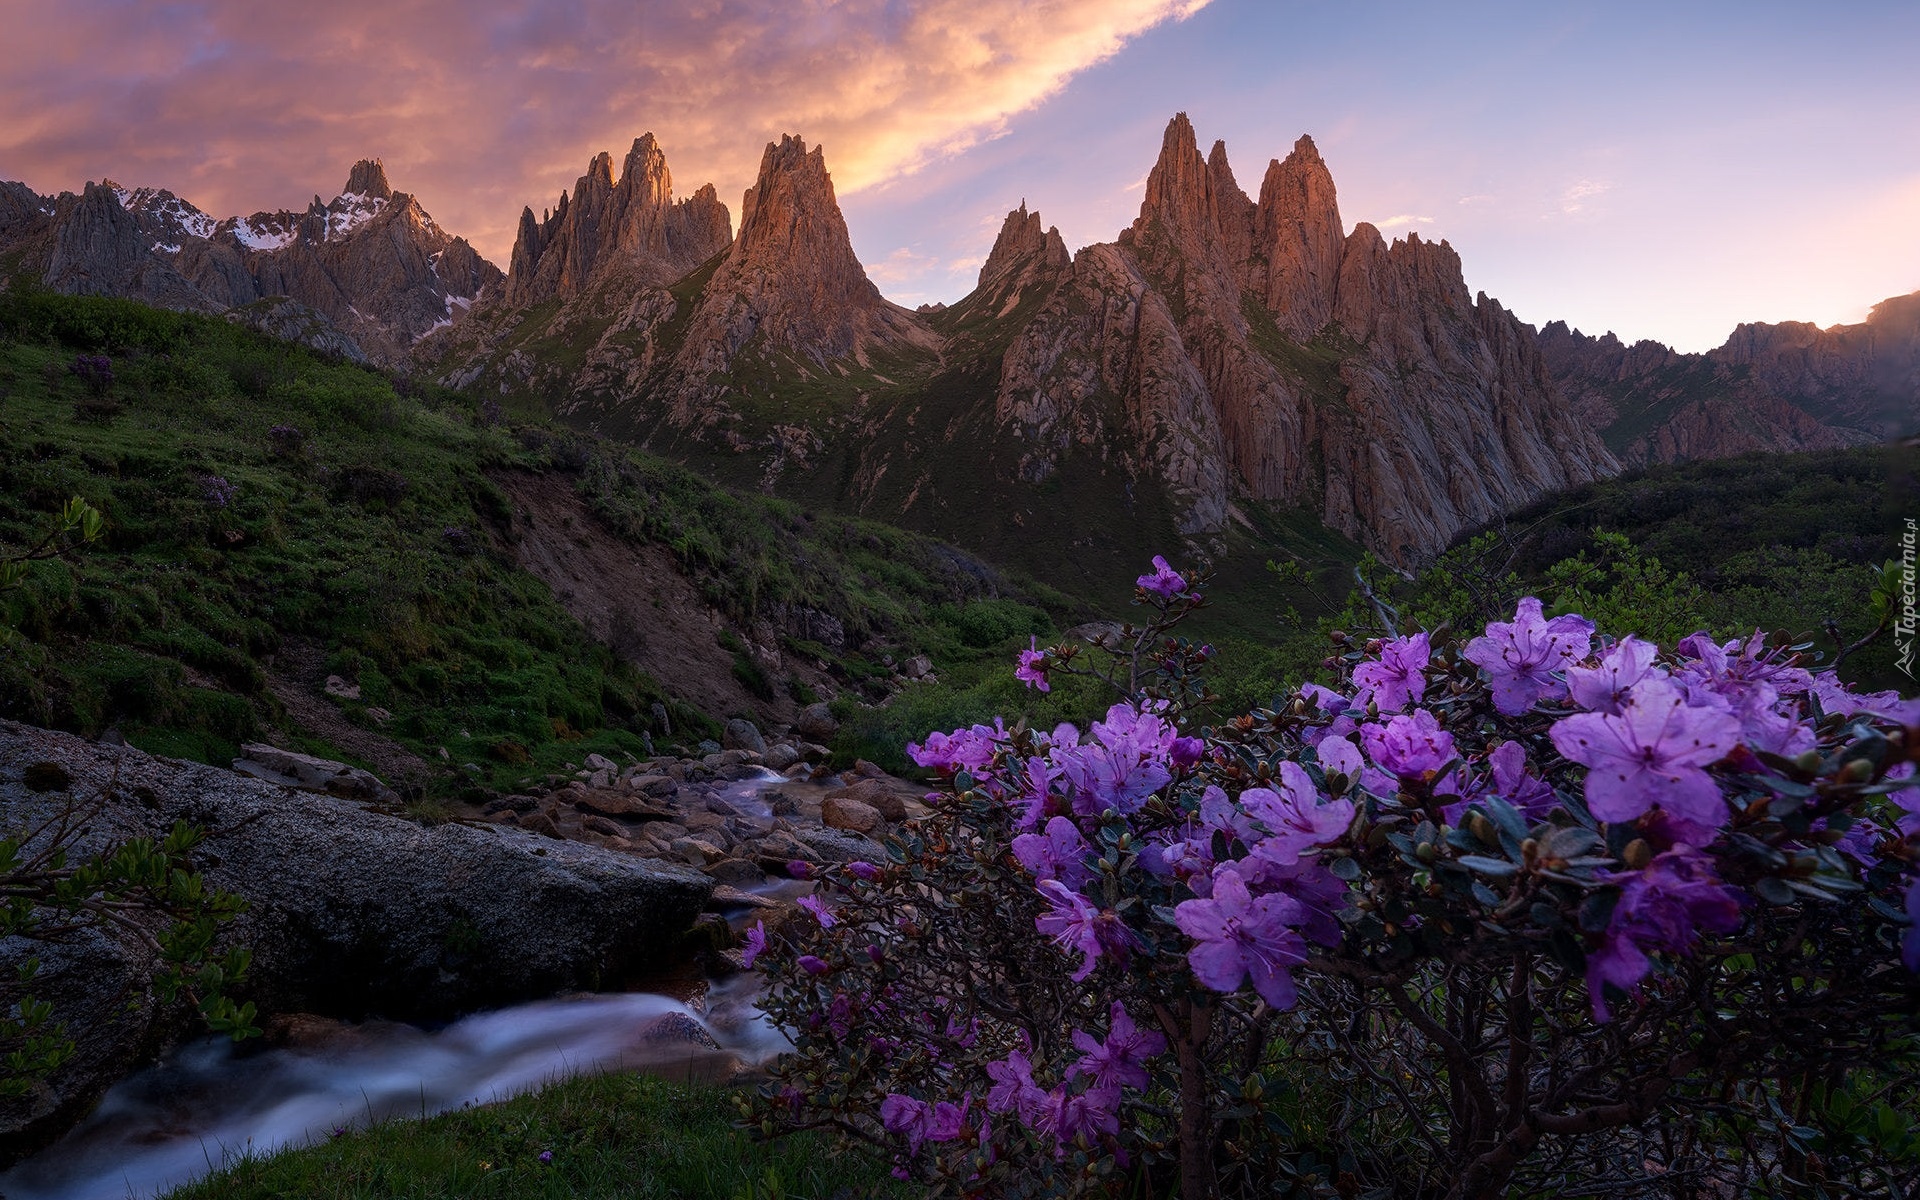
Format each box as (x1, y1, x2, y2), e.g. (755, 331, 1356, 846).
(0, 0, 1210, 264)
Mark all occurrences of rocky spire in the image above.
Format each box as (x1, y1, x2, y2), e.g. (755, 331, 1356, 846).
(1127, 113, 1221, 260)
(343, 159, 392, 200)
(1253, 135, 1344, 337)
(1206, 140, 1256, 273)
(505, 134, 731, 306)
(978, 201, 1069, 289)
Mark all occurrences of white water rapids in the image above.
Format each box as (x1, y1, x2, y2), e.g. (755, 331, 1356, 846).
(0, 767, 806, 1200)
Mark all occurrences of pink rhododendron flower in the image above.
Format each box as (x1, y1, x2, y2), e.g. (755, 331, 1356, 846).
(1550, 679, 1742, 836)
(1586, 847, 1743, 1021)
(1316, 736, 1364, 781)
(740, 920, 767, 969)
(1034, 879, 1133, 981)
(1360, 709, 1458, 780)
(797, 954, 831, 975)
(1069, 1001, 1167, 1091)
(1012, 816, 1095, 889)
(1566, 636, 1665, 714)
(906, 723, 1004, 772)
(1352, 632, 1430, 713)
(797, 894, 837, 929)
(1136, 555, 1187, 599)
(1240, 762, 1355, 866)
(985, 1049, 1047, 1123)
(1173, 866, 1310, 1009)
(1463, 597, 1595, 714)
(1036, 1084, 1121, 1147)
(1015, 637, 1051, 692)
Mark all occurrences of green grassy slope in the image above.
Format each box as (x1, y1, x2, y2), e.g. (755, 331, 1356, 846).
(0, 289, 1073, 791)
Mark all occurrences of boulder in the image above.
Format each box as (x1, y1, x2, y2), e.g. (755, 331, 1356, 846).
(762, 743, 801, 771)
(793, 702, 838, 740)
(230, 743, 397, 803)
(0, 721, 713, 1163)
(721, 720, 767, 755)
(902, 654, 933, 680)
(796, 826, 888, 864)
(821, 796, 883, 835)
(825, 777, 908, 822)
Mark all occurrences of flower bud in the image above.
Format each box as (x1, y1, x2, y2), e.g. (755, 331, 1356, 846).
(1520, 837, 1539, 864)
(1469, 813, 1495, 843)
(1793, 750, 1823, 774)
(1415, 841, 1436, 863)
(1622, 838, 1652, 870)
(1838, 758, 1874, 784)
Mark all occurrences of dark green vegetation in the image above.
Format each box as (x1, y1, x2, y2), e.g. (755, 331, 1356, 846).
(161, 1071, 900, 1200)
(0, 290, 1071, 791)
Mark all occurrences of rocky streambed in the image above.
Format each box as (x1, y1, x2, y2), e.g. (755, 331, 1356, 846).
(0, 718, 934, 1196)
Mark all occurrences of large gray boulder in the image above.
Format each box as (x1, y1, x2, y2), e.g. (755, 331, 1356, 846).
(0, 721, 712, 1163)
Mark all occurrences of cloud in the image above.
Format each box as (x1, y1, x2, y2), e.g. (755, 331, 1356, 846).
(865, 245, 944, 284)
(1375, 213, 1434, 229)
(0, 0, 1212, 265)
(1560, 178, 1612, 214)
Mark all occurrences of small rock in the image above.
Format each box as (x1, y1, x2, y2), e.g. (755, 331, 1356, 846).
(437, 747, 451, 761)
(797, 826, 887, 864)
(585, 752, 618, 773)
(670, 837, 726, 866)
(766, 789, 800, 816)
(697, 739, 722, 756)
(365, 707, 392, 725)
(708, 884, 782, 910)
(231, 744, 397, 803)
(703, 858, 767, 886)
(582, 814, 627, 839)
(821, 796, 884, 835)
(902, 654, 932, 680)
(588, 768, 613, 790)
(650, 702, 671, 735)
(762, 743, 801, 771)
(780, 764, 811, 782)
(722, 719, 767, 756)
(520, 812, 561, 838)
(793, 703, 838, 740)
(632, 773, 677, 798)
(637, 1012, 721, 1051)
(853, 759, 886, 779)
(323, 675, 362, 701)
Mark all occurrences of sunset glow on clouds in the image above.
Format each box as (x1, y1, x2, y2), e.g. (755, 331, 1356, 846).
(0, 0, 1207, 270)
(3, 0, 1917, 351)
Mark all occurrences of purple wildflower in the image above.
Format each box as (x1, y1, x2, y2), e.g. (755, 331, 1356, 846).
(538, 1150, 553, 1165)
(1550, 679, 1742, 836)
(1463, 597, 1595, 714)
(1904, 876, 1920, 974)
(1352, 632, 1431, 713)
(1173, 866, 1310, 1010)
(1170, 735, 1205, 770)
(1012, 816, 1096, 889)
(1586, 847, 1743, 1021)
(1036, 1084, 1121, 1147)
(1316, 736, 1364, 781)
(1015, 637, 1051, 693)
(906, 722, 1004, 772)
(1034, 879, 1131, 981)
(845, 861, 881, 881)
(1566, 636, 1666, 714)
(740, 920, 767, 969)
(985, 1049, 1047, 1124)
(1360, 709, 1457, 781)
(797, 954, 831, 976)
(1136, 555, 1187, 599)
(797, 894, 837, 929)
(1240, 762, 1355, 866)
(198, 473, 237, 509)
(1069, 1002, 1167, 1091)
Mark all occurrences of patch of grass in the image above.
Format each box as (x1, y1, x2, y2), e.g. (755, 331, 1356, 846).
(160, 1072, 902, 1200)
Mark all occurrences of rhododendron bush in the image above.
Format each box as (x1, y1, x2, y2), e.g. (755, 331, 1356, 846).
(747, 561, 1920, 1198)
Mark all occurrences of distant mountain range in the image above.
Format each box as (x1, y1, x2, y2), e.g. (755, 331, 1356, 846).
(4, 120, 1912, 571)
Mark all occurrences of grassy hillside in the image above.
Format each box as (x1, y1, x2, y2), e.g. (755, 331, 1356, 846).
(0, 289, 1079, 793)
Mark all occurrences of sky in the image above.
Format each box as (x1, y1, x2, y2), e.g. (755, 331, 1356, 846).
(2, 0, 1916, 351)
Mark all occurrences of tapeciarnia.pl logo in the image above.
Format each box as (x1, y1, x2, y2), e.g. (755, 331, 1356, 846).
(1899, 518, 1916, 680)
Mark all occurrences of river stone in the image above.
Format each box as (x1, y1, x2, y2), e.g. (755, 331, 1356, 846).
(761, 743, 801, 771)
(824, 777, 907, 822)
(721, 720, 767, 756)
(796, 826, 888, 864)
(793, 702, 838, 740)
(821, 796, 884, 835)
(0, 721, 713, 1165)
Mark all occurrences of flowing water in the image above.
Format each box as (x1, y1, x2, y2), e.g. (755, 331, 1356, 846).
(0, 767, 805, 1200)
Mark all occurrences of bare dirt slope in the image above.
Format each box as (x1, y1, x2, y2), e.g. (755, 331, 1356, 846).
(490, 470, 813, 727)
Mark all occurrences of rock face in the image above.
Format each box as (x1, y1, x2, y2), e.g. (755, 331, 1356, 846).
(1, 161, 503, 367)
(958, 113, 1616, 561)
(0, 721, 711, 1163)
(505, 134, 732, 306)
(1538, 292, 1917, 465)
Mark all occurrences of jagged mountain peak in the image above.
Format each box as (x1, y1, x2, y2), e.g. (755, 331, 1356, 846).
(343, 159, 392, 200)
(978, 201, 1069, 289)
(502, 133, 731, 305)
